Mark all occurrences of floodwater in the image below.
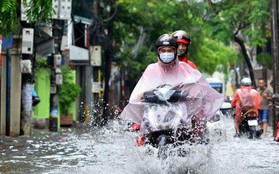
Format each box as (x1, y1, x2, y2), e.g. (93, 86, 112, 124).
(1, 116, 279, 174)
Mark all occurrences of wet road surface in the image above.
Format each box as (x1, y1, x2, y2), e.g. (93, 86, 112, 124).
(1, 117, 279, 174)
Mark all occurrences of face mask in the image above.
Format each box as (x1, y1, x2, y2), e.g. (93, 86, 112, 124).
(159, 52, 175, 64)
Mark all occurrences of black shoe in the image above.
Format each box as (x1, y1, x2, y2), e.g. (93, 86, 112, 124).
(234, 133, 240, 138)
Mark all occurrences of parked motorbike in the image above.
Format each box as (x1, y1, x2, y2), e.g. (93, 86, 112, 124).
(140, 84, 208, 158)
(238, 109, 262, 139)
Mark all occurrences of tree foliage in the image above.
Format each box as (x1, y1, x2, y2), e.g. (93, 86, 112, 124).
(22, 0, 54, 23)
(204, 0, 270, 86)
(256, 52, 272, 69)
(0, 0, 271, 91)
(0, 0, 53, 36)
(110, 0, 270, 91)
(59, 66, 81, 114)
(113, 0, 239, 86)
(205, 0, 270, 47)
(0, 0, 18, 36)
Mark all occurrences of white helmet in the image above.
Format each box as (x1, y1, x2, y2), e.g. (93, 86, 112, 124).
(241, 77, 252, 86)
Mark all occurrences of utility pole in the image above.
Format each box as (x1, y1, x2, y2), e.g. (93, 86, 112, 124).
(87, 0, 105, 125)
(92, 0, 99, 106)
(49, 0, 71, 131)
(20, 1, 36, 135)
(49, 19, 63, 132)
(271, 0, 279, 133)
(20, 25, 35, 136)
(91, 0, 116, 125)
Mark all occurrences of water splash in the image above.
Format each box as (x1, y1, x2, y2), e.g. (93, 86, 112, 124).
(2, 112, 279, 174)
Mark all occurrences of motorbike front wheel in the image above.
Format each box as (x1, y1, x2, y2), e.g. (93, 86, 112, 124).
(157, 135, 170, 160)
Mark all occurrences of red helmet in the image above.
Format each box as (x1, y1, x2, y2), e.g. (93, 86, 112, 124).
(171, 30, 191, 45)
(172, 30, 191, 57)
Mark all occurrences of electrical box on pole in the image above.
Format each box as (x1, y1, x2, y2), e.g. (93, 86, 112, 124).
(52, 0, 72, 20)
(20, 60, 32, 74)
(55, 74, 63, 85)
(22, 28, 34, 54)
(54, 54, 62, 73)
(90, 46, 102, 66)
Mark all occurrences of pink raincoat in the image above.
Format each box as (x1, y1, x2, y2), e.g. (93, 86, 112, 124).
(120, 59, 224, 131)
(231, 86, 261, 122)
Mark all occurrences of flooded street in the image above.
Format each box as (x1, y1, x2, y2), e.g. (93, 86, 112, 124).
(1, 116, 279, 174)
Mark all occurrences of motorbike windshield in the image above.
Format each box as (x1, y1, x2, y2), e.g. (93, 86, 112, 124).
(120, 61, 224, 130)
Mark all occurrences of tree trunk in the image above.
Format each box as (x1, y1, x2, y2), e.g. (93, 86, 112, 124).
(102, 1, 116, 125)
(234, 35, 256, 87)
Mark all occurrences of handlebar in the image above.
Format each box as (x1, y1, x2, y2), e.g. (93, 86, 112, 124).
(141, 86, 189, 103)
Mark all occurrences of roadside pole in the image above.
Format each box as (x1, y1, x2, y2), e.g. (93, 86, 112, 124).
(0, 35, 3, 135)
(49, 19, 64, 132)
(91, 0, 116, 125)
(49, 0, 72, 131)
(271, 0, 279, 133)
(0, 35, 2, 67)
(20, 25, 35, 136)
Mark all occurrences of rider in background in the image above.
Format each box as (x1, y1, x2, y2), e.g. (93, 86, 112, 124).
(171, 30, 197, 69)
(121, 34, 223, 145)
(231, 77, 261, 137)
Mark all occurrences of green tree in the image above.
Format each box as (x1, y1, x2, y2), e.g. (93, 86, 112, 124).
(59, 66, 81, 114)
(114, 0, 238, 91)
(205, 0, 270, 86)
(22, 0, 53, 23)
(0, 0, 18, 36)
(0, 0, 53, 36)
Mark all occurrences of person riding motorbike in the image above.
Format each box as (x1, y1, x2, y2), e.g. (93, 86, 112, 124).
(171, 30, 197, 69)
(130, 30, 199, 131)
(120, 34, 224, 146)
(231, 77, 261, 137)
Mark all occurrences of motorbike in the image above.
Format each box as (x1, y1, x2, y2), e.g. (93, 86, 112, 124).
(139, 84, 208, 158)
(238, 109, 262, 139)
